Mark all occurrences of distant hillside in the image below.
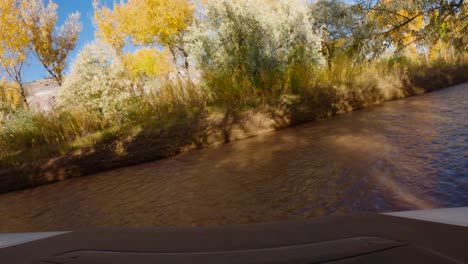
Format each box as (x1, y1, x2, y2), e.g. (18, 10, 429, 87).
(24, 78, 59, 112)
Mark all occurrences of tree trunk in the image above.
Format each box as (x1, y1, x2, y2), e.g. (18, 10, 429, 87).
(18, 82, 29, 108)
(169, 45, 182, 76)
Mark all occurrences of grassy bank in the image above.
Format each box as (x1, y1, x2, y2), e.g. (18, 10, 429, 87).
(1, 0, 467, 193)
(0, 58, 467, 193)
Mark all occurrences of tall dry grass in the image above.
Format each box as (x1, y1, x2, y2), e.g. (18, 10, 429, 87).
(0, 80, 207, 166)
(0, 56, 466, 167)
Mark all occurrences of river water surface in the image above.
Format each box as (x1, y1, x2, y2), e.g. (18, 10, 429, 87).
(1, 83, 467, 232)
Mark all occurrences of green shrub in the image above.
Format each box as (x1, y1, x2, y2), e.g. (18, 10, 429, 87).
(186, 0, 324, 105)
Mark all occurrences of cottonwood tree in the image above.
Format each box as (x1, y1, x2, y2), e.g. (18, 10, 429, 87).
(356, 0, 467, 59)
(0, 0, 30, 106)
(0, 78, 22, 114)
(93, 0, 194, 75)
(21, 0, 82, 86)
(92, 1, 125, 56)
(123, 48, 173, 82)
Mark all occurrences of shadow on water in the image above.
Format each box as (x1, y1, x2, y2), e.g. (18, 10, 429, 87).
(0, 84, 467, 232)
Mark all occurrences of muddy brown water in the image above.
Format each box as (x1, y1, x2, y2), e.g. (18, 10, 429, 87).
(1, 83, 467, 232)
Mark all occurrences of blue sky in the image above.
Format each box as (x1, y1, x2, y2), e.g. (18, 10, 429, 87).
(24, 1, 97, 83)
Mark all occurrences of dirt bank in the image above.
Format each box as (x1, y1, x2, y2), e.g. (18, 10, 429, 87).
(1, 81, 466, 232)
(0, 66, 467, 194)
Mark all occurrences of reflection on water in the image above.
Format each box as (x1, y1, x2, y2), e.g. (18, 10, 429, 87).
(0, 83, 467, 232)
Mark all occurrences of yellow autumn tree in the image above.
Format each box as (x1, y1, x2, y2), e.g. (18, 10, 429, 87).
(365, 0, 466, 61)
(21, 0, 82, 86)
(426, 6, 467, 63)
(398, 10, 424, 59)
(0, 0, 30, 106)
(369, 0, 425, 58)
(0, 78, 22, 113)
(94, 0, 194, 74)
(123, 48, 173, 81)
(426, 39, 456, 63)
(93, 1, 126, 56)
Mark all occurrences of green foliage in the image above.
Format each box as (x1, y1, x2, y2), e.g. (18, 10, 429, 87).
(0, 77, 207, 164)
(311, 0, 371, 64)
(0, 107, 112, 163)
(186, 0, 324, 105)
(0, 0, 467, 171)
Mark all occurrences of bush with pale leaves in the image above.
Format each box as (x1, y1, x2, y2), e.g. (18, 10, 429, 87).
(58, 41, 133, 121)
(186, 0, 324, 97)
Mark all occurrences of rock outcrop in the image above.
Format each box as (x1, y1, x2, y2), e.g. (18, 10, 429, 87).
(24, 78, 59, 112)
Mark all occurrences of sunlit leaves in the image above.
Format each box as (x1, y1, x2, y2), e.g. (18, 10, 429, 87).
(93, 0, 194, 73)
(93, 1, 126, 55)
(123, 48, 173, 81)
(0, 0, 30, 105)
(0, 0, 81, 110)
(21, 0, 82, 86)
(358, 0, 467, 59)
(0, 78, 22, 114)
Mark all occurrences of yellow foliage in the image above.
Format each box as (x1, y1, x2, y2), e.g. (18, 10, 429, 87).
(94, 0, 194, 50)
(370, 1, 424, 56)
(0, 78, 22, 111)
(427, 40, 454, 62)
(93, 1, 126, 55)
(0, 0, 29, 86)
(123, 48, 173, 80)
(21, 0, 82, 85)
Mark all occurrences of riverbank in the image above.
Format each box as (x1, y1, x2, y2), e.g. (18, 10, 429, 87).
(1, 82, 466, 232)
(0, 62, 467, 194)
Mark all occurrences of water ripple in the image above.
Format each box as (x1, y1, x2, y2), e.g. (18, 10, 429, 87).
(0, 83, 467, 232)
